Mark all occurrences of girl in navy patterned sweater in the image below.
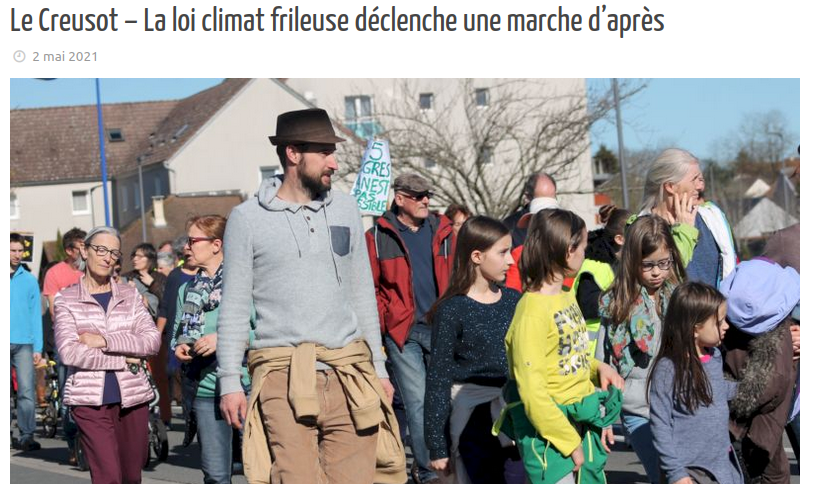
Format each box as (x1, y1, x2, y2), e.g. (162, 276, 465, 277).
(424, 216, 524, 484)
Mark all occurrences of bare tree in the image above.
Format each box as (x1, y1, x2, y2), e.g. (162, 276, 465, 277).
(336, 78, 646, 218)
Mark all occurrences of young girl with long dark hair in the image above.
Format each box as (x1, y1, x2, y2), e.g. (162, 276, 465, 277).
(648, 282, 742, 484)
(424, 216, 523, 484)
(501, 208, 623, 484)
(596, 215, 686, 484)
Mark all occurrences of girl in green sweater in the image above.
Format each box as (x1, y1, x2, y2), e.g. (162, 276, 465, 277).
(502, 208, 623, 484)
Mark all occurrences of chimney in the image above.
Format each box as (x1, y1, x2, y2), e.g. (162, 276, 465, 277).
(152, 196, 167, 228)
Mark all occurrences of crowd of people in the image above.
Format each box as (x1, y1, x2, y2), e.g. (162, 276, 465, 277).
(10, 108, 799, 484)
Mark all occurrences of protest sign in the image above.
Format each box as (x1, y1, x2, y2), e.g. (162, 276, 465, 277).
(351, 139, 392, 215)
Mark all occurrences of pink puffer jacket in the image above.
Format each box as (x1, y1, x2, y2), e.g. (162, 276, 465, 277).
(54, 278, 161, 408)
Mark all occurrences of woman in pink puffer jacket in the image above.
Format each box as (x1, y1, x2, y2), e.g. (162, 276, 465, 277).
(54, 226, 160, 484)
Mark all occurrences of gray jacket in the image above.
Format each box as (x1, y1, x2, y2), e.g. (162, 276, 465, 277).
(649, 349, 742, 484)
(216, 176, 387, 395)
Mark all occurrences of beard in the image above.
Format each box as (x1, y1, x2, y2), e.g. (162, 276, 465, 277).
(298, 163, 332, 197)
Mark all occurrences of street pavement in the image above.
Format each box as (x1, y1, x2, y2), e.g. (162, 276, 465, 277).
(11, 408, 799, 484)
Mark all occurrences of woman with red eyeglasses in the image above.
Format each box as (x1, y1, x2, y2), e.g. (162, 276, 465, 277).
(172, 215, 254, 484)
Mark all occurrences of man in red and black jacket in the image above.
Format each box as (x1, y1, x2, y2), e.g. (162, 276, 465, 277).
(366, 173, 455, 484)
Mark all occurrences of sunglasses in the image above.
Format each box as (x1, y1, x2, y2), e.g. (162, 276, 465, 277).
(399, 191, 434, 201)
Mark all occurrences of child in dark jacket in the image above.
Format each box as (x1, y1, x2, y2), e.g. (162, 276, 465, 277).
(718, 259, 799, 484)
(648, 282, 742, 484)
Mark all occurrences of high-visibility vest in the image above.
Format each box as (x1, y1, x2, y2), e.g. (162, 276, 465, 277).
(570, 258, 615, 356)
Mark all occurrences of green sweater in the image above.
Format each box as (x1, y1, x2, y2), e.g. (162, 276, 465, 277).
(172, 282, 255, 398)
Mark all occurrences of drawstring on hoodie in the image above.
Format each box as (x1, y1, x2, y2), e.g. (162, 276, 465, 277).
(283, 211, 303, 258)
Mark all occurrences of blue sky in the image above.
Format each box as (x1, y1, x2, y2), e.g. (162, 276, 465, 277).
(587, 78, 800, 161)
(10, 78, 800, 161)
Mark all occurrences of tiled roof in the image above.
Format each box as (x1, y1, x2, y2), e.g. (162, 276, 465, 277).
(10, 78, 252, 185)
(129, 79, 251, 170)
(10, 100, 176, 185)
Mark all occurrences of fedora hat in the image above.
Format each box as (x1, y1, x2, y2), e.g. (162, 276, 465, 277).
(268, 108, 346, 146)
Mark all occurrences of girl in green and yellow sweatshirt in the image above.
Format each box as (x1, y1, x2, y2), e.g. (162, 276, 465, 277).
(500, 208, 624, 484)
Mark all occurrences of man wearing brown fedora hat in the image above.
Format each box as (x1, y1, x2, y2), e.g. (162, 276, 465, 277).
(215, 108, 404, 484)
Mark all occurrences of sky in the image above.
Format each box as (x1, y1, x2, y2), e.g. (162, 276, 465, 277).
(587, 78, 800, 161)
(10, 78, 800, 162)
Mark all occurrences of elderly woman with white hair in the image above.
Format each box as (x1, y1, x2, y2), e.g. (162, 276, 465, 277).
(53, 226, 161, 484)
(639, 148, 737, 288)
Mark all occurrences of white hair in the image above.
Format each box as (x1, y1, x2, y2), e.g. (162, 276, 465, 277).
(83, 226, 121, 245)
(157, 251, 175, 268)
(639, 148, 700, 213)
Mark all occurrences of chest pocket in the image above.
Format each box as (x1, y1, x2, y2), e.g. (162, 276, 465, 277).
(330, 225, 351, 257)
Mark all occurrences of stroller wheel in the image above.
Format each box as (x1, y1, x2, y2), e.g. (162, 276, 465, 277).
(153, 419, 169, 461)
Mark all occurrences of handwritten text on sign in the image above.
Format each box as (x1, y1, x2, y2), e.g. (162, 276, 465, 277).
(352, 139, 392, 215)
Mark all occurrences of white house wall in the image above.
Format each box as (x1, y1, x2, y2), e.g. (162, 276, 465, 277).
(10, 181, 111, 276)
(168, 79, 312, 198)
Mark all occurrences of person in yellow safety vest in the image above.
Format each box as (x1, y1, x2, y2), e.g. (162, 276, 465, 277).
(570, 205, 630, 356)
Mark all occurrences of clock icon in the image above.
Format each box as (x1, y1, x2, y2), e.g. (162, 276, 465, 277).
(14, 50, 26, 62)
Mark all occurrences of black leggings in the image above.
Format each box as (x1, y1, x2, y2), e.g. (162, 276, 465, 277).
(458, 402, 525, 484)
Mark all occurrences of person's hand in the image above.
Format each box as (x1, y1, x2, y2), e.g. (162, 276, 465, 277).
(193, 333, 217, 357)
(175, 344, 194, 362)
(138, 270, 154, 287)
(597, 362, 624, 391)
(651, 199, 675, 226)
(79, 332, 107, 349)
(672, 477, 693, 484)
(33, 352, 43, 366)
(430, 458, 452, 476)
(220, 392, 248, 430)
(601, 427, 615, 453)
(672, 192, 699, 227)
(791, 325, 800, 360)
(570, 445, 585, 472)
(379, 378, 395, 404)
(125, 357, 142, 365)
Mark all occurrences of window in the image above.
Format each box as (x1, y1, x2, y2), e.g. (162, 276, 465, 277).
(424, 158, 438, 169)
(478, 146, 493, 165)
(107, 128, 124, 142)
(72, 190, 90, 215)
(475, 88, 490, 107)
(419, 93, 434, 110)
(344, 95, 381, 138)
(133, 182, 140, 210)
(121, 185, 128, 212)
(260, 166, 283, 181)
(10, 192, 19, 219)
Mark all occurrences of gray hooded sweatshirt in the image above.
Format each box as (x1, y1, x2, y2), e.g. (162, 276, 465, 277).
(216, 176, 387, 395)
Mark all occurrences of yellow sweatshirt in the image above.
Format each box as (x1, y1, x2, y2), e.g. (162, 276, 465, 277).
(505, 291, 600, 456)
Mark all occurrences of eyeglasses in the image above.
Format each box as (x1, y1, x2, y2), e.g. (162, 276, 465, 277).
(641, 257, 673, 272)
(87, 244, 123, 260)
(400, 191, 434, 201)
(185, 236, 215, 247)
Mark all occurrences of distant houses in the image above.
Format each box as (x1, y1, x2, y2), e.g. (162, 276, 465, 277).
(11, 78, 596, 274)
